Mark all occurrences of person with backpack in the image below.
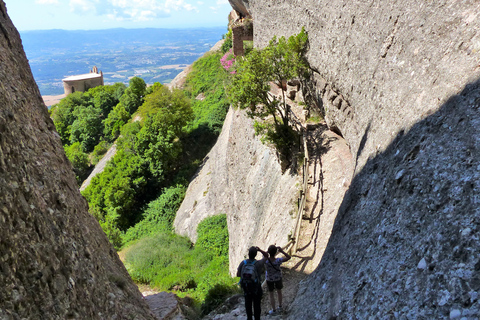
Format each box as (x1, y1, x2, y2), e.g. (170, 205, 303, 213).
(237, 246, 268, 320)
(265, 245, 291, 315)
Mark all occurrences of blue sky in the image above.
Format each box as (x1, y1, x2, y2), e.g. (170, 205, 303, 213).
(5, 0, 232, 31)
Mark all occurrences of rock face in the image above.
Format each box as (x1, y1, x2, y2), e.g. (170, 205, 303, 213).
(244, 0, 480, 318)
(0, 2, 154, 319)
(174, 108, 299, 275)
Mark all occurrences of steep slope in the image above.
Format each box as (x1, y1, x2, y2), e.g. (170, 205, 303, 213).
(0, 2, 154, 319)
(242, 0, 480, 318)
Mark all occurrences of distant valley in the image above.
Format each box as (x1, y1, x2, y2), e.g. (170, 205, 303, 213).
(20, 27, 226, 96)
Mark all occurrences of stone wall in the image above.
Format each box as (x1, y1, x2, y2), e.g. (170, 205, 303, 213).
(0, 2, 154, 319)
(174, 107, 299, 276)
(242, 0, 480, 318)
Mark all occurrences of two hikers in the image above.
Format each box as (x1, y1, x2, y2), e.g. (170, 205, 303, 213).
(238, 245, 291, 318)
(237, 246, 268, 320)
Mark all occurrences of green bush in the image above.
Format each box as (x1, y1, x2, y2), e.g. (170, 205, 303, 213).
(123, 185, 186, 245)
(90, 140, 111, 165)
(124, 214, 235, 314)
(196, 214, 229, 258)
(64, 142, 91, 183)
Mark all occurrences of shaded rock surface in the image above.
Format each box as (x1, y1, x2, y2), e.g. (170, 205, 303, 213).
(244, 0, 480, 318)
(0, 2, 154, 319)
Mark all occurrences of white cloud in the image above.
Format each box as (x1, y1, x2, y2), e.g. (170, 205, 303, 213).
(35, 0, 59, 4)
(68, 0, 200, 21)
(197, 1, 204, 4)
(216, 0, 228, 4)
(70, 0, 98, 13)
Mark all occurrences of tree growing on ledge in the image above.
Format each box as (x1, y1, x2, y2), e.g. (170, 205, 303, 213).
(227, 27, 310, 168)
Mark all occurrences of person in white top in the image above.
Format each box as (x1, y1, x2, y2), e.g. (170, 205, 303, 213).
(264, 245, 291, 315)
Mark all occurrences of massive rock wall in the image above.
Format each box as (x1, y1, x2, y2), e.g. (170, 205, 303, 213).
(249, 0, 480, 173)
(241, 0, 480, 318)
(174, 107, 299, 276)
(0, 2, 154, 319)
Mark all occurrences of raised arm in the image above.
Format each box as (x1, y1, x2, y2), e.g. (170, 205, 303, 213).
(256, 246, 269, 259)
(277, 246, 291, 262)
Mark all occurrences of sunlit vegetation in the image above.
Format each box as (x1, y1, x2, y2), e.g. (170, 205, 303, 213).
(50, 43, 235, 313)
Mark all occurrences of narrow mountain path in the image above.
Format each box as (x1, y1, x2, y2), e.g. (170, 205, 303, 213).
(206, 120, 354, 320)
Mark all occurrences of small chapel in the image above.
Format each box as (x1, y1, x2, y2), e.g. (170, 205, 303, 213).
(62, 66, 104, 95)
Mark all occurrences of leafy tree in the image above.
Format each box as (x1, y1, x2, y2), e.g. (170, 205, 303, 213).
(64, 142, 90, 183)
(70, 105, 104, 152)
(113, 82, 127, 101)
(227, 28, 309, 164)
(196, 214, 229, 258)
(49, 91, 90, 144)
(135, 86, 193, 179)
(103, 103, 131, 142)
(120, 77, 146, 114)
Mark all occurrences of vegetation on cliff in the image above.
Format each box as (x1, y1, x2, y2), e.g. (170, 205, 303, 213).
(50, 42, 234, 314)
(227, 28, 310, 167)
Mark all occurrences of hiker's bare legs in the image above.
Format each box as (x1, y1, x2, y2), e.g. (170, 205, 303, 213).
(269, 290, 276, 310)
(277, 289, 283, 308)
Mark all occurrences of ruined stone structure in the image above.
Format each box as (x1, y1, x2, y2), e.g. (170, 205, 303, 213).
(228, 2, 253, 56)
(231, 21, 253, 56)
(0, 2, 154, 318)
(63, 66, 104, 95)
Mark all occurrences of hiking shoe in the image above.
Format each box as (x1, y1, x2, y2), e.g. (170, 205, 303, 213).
(276, 306, 283, 313)
(268, 309, 276, 315)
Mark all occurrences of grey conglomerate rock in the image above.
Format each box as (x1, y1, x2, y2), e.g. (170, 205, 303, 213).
(243, 0, 480, 318)
(0, 2, 155, 319)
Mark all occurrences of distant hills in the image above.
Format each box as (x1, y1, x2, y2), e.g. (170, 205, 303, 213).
(20, 27, 226, 95)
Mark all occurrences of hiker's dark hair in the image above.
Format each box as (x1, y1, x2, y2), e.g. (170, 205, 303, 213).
(248, 246, 258, 259)
(268, 245, 277, 257)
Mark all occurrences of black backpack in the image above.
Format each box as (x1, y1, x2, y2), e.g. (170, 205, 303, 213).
(240, 260, 259, 293)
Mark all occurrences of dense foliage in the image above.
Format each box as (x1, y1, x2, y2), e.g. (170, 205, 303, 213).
(51, 44, 235, 313)
(124, 214, 237, 314)
(227, 28, 310, 166)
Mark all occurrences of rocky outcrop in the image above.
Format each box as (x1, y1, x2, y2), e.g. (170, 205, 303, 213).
(227, 0, 251, 18)
(244, 0, 480, 318)
(174, 107, 299, 275)
(0, 1, 154, 319)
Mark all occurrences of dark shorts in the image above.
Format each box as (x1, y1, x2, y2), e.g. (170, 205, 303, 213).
(266, 279, 283, 292)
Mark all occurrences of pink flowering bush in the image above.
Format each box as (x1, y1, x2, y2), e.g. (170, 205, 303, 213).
(220, 48, 236, 74)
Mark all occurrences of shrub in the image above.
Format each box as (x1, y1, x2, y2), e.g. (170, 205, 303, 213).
(123, 185, 186, 245)
(196, 214, 229, 258)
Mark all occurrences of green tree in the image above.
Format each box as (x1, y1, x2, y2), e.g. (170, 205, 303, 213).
(103, 103, 131, 142)
(49, 91, 90, 144)
(227, 28, 309, 164)
(120, 77, 146, 114)
(64, 142, 90, 183)
(70, 105, 104, 152)
(135, 86, 193, 179)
